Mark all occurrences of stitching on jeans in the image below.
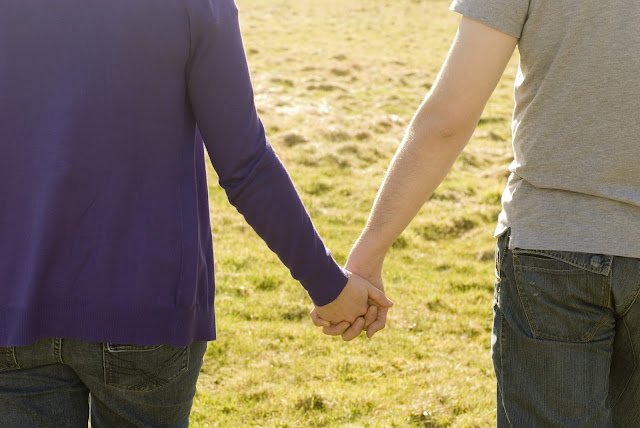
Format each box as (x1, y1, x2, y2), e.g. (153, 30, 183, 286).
(53, 338, 64, 364)
(512, 254, 540, 337)
(0, 347, 20, 370)
(12, 347, 19, 369)
(605, 265, 613, 310)
(529, 319, 609, 343)
(611, 318, 635, 411)
(577, 317, 611, 343)
(617, 282, 640, 319)
(499, 313, 514, 427)
(621, 388, 640, 428)
(513, 253, 612, 343)
(102, 344, 109, 386)
(511, 248, 612, 276)
(102, 345, 191, 391)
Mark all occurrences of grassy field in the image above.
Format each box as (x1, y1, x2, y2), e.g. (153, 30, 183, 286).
(192, 0, 518, 426)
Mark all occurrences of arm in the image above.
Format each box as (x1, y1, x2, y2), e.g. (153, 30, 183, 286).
(342, 17, 518, 337)
(185, 1, 391, 325)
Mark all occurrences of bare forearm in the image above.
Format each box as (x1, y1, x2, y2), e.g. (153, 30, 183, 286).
(313, 17, 518, 339)
(348, 104, 476, 271)
(347, 17, 517, 275)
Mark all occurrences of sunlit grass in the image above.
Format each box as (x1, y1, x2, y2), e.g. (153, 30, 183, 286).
(192, 0, 518, 426)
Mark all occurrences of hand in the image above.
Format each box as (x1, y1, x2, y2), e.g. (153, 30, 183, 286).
(343, 247, 388, 339)
(310, 271, 392, 341)
(351, 270, 387, 338)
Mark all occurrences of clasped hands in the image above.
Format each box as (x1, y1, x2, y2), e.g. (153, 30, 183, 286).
(310, 269, 392, 341)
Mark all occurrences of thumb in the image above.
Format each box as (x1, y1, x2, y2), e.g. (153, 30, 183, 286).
(310, 307, 331, 328)
(366, 282, 393, 307)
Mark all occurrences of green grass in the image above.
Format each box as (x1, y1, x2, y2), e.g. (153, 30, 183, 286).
(192, 0, 518, 426)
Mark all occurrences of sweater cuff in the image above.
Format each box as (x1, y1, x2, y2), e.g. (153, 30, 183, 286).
(301, 254, 349, 306)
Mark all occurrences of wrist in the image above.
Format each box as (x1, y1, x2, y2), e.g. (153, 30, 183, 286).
(346, 239, 386, 279)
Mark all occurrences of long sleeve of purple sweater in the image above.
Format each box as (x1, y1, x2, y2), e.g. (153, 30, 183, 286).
(0, 0, 347, 347)
(186, 1, 348, 305)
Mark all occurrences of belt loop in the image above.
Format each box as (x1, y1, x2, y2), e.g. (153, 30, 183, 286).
(53, 338, 64, 364)
(498, 229, 510, 269)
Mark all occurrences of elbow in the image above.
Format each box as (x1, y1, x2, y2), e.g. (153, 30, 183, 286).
(411, 112, 467, 143)
(218, 145, 270, 200)
(409, 102, 476, 146)
(431, 122, 460, 140)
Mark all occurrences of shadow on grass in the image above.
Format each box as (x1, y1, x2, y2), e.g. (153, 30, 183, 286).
(295, 394, 327, 412)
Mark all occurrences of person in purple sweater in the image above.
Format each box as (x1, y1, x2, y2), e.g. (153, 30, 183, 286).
(0, 0, 392, 426)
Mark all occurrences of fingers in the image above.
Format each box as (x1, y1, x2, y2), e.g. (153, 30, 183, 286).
(317, 306, 386, 340)
(322, 321, 351, 336)
(366, 306, 388, 338)
(363, 305, 377, 329)
(341, 317, 365, 341)
(310, 307, 331, 328)
(366, 281, 393, 308)
(311, 272, 392, 341)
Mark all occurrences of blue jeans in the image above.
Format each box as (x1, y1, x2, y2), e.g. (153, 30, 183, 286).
(0, 338, 207, 427)
(493, 230, 640, 427)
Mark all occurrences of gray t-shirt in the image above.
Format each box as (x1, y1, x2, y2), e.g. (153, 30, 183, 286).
(451, 0, 640, 257)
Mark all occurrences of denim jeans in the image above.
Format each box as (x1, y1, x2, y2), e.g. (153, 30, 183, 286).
(493, 230, 640, 427)
(0, 338, 207, 427)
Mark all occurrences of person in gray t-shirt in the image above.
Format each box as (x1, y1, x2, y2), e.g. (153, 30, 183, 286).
(312, 0, 640, 425)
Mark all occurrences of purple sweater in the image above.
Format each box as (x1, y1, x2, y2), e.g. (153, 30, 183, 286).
(0, 0, 348, 347)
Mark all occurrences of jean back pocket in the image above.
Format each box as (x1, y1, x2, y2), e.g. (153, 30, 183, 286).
(513, 249, 613, 342)
(103, 343, 190, 391)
